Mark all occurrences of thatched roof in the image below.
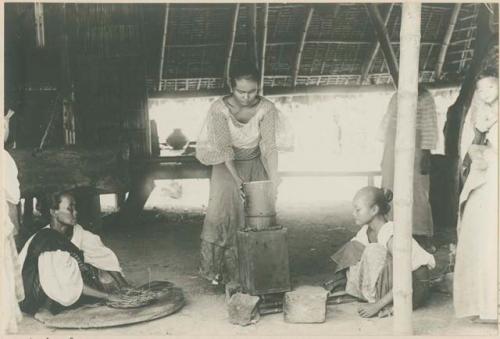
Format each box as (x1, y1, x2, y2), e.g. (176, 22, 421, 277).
(4, 3, 499, 95)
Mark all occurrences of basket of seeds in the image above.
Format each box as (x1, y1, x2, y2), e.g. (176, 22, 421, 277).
(106, 287, 158, 309)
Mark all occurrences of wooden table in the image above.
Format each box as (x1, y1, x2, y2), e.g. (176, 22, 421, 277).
(138, 154, 381, 186)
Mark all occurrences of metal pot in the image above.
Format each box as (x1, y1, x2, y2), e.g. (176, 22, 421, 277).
(242, 180, 276, 217)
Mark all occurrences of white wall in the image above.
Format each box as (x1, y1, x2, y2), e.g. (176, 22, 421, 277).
(148, 87, 467, 172)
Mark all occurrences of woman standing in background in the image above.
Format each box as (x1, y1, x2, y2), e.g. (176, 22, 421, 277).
(453, 75, 498, 323)
(378, 86, 439, 252)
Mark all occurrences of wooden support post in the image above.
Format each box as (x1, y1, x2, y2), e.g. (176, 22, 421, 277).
(259, 3, 269, 96)
(365, 4, 399, 87)
(442, 5, 495, 229)
(333, 4, 342, 19)
(60, 4, 75, 145)
(392, 3, 421, 335)
(34, 2, 45, 47)
(360, 4, 394, 85)
(158, 4, 170, 91)
(434, 4, 461, 80)
(225, 4, 240, 88)
(59, 4, 71, 96)
(248, 4, 259, 70)
(63, 97, 76, 145)
(292, 7, 314, 87)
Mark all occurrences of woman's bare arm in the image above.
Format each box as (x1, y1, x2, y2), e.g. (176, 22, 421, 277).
(358, 290, 393, 318)
(107, 271, 129, 288)
(82, 284, 110, 299)
(225, 159, 244, 200)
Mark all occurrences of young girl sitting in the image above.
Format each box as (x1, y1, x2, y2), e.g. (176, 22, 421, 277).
(325, 186, 436, 318)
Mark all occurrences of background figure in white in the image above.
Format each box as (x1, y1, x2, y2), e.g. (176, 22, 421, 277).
(453, 76, 498, 322)
(378, 86, 438, 252)
(1, 109, 25, 334)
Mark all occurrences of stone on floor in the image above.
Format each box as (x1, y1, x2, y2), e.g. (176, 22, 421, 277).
(227, 292, 260, 326)
(284, 285, 328, 323)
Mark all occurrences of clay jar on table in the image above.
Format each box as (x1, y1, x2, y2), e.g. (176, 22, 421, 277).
(242, 180, 276, 230)
(166, 128, 188, 150)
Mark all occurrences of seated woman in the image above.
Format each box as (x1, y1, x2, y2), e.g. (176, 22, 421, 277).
(326, 186, 436, 318)
(18, 192, 129, 315)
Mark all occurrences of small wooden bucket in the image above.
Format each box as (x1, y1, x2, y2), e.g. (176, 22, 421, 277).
(243, 180, 276, 217)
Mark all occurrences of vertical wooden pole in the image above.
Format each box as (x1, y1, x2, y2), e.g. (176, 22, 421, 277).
(158, 4, 170, 91)
(34, 2, 45, 48)
(259, 3, 269, 96)
(292, 6, 314, 87)
(224, 4, 240, 88)
(434, 4, 461, 80)
(392, 2, 421, 335)
(365, 4, 399, 87)
(60, 4, 76, 146)
(248, 4, 259, 70)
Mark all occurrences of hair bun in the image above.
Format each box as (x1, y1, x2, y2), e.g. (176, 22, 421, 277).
(382, 188, 393, 203)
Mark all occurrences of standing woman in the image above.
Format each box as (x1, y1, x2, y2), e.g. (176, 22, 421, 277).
(195, 64, 289, 285)
(379, 86, 438, 252)
(454, 75, 498, 323)
(1, 109, 25, 334)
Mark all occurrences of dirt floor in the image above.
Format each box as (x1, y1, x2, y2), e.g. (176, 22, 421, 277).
(16, 178, 498, 336)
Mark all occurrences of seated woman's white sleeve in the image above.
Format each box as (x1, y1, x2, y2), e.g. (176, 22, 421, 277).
(79, 228, 122, 272)
(38, 251, 83, 306)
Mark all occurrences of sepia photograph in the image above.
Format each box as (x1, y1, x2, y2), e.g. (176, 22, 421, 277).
(1, 1, 499, 336)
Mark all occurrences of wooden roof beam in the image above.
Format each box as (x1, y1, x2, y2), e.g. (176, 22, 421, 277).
(365, 4, 399, 87)
(259, 3, 269, 95)
(292, 6, 315, 87)
(434, 4, 462, 80)
(359, 3, 394, 85)
(158, 4, 170, 91)
(224, 3, 240, 88)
